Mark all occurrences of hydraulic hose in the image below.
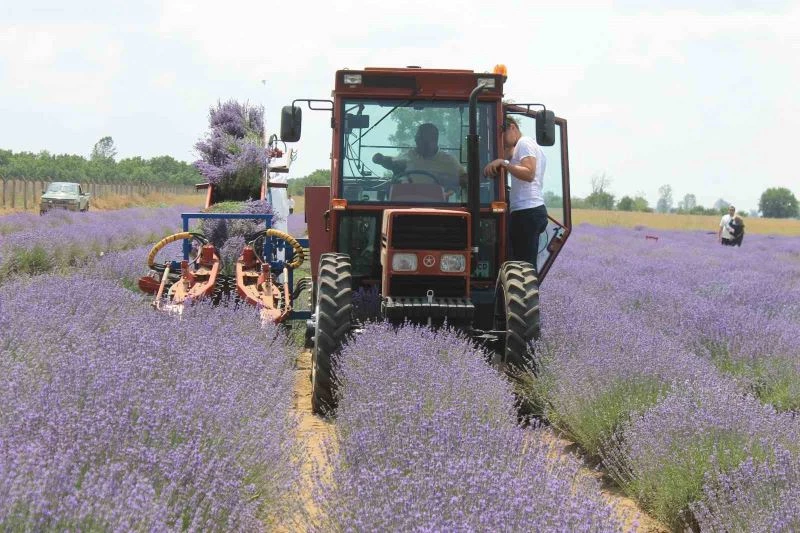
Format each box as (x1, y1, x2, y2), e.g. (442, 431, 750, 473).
(147, 231, 208, 272)
(247, 228, 305, 269)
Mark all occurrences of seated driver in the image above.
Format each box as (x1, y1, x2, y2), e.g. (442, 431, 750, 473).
(372, 123, 466, 199)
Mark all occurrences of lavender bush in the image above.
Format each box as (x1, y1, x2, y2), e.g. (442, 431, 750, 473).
(193, 100, 266, 188)
(602, 379, 800, 528)
(314, 323, 624, 531)
(0, 206, 190, 283)
(529, 224, 800, 528)
(691, 446, 800, 532)
(0, 275, 300, 530)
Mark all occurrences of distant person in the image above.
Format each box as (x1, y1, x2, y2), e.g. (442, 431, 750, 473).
(372, 123, 466, 198)
(718, 205, 736, 246)
(483, 116, 548, 272)
(288, 195, 295, 215)
(729, 215, 745, 247)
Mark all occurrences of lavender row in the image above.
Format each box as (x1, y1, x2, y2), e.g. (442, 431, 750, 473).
(0, 275, 300, 530)
(532, 225, 800, 529)
(314, 322, 624, 532)
(0, 206, 192, 283)
(560, 225, 800, 409)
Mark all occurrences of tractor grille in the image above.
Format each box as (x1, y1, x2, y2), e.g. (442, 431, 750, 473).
(391, 214, 467, 250)
(388, 275, 466, 298)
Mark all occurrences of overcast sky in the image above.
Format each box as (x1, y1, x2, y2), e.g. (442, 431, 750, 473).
(1, 0, 797, 211)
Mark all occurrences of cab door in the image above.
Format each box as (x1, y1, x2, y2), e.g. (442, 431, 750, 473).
(503, 105, 571, 282)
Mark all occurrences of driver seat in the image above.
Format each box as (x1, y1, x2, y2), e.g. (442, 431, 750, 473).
(388, 183, 445, 202)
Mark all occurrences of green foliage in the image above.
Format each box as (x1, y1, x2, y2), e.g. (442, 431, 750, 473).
(543, 190, 562, 209)
(712, 353, 800, 412)
(1, 246, 51, 279)
(287, 169, 331, 196)
(538, 377, 667, 457)
(617, 195, 635, 211)
(0, 149, 201, 185)
(627, 434, 767, 530)
(656, 184, 673, 213)
(759, 187, 799, 218)
(90, 136, 117, 162)
(389, 107, 464, 153)
(584, 190, 615, 210)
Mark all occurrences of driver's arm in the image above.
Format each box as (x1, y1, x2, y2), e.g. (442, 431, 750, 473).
(372, 153, 407, 174)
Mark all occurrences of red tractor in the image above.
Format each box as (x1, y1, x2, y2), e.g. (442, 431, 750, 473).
(282, 65, 572, 414)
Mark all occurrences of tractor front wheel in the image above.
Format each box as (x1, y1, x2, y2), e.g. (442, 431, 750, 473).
(311, 253, 352, 415)
(494, 261, 541, 372)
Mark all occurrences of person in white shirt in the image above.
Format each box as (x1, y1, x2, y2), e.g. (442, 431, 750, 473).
(483, 116, 548, 272)
(718, 205, 736, 246)
(288, 195, 295, 215)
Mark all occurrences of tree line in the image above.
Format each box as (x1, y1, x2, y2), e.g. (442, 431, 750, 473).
(0, 137, 201, 186)
(568, 174, 799, 219)
(289, 168, 799, 219)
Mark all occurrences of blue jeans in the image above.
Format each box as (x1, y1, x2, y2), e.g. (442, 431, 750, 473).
(510, 205, 549, 272)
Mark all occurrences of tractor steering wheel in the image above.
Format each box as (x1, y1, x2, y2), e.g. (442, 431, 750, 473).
(392, 169, 444, 187)
(246, 228, 305, 269)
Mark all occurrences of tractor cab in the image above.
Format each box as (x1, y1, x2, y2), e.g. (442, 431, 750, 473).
(281, 65, 572, 414)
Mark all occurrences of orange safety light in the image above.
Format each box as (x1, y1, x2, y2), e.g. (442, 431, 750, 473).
(493, 64, 508, 77)
(331, 198, 348, 210)
(491, 201, 507, 213)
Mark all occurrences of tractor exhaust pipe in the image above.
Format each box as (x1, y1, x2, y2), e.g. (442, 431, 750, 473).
(467, 82, 489, 275)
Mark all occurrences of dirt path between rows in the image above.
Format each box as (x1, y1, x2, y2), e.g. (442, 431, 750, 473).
(287, 347, 664, 532)
(540, 430, 668, 533)
(289, 348, 335, 532)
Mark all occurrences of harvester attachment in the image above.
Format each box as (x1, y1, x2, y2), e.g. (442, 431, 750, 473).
(138, 232, 220, 314)
(235, 228, 305, 324)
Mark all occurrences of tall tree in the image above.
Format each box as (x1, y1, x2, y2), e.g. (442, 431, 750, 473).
(713, 198, 731, 212)
(91, 136, 117, 162)
(656, 184, 673, 213)
(678, 193, 697, 212)
(759, 187, 799, 218)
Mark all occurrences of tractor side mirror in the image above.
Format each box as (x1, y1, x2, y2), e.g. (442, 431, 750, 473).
(281, 105, 302, 142)
(535, 109, 555, 146)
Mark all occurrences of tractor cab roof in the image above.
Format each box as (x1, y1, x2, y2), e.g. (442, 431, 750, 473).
(334, 66, 505, 98)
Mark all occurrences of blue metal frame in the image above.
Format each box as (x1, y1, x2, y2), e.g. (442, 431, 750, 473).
(179, 212, 310, 320)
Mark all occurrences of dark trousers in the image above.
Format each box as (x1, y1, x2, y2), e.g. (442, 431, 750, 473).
(510, 205, 549, 271)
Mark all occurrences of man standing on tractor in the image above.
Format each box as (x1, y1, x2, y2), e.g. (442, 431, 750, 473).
(372, 123, 466, 199)
(484, 116, 548, 272)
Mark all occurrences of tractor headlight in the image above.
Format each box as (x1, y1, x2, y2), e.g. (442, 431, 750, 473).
(343, 73, 362, 85)
(392, 253, 417, 272)
(440, 253, 466, 273)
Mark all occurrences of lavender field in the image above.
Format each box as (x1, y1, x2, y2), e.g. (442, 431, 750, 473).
(1, 208, 799, 531)
(532, 225, 800, 530)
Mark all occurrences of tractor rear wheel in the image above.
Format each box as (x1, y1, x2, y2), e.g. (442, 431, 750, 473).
(494, 261, 541, 372)
(311, 253, 352, 415)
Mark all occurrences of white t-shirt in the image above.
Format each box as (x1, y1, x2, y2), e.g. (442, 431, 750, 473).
(720, 214, 734, 239)
(508, 136, 546, 212)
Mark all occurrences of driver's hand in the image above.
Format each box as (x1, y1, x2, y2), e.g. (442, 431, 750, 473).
(483, 159, 505, 178)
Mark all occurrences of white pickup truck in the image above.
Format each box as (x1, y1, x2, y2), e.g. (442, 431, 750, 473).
(40, 182, 90, 215)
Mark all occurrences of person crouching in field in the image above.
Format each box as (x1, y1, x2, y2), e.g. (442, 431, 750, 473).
(729, 215, 745, 246)
(718, 205, 736, 246)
